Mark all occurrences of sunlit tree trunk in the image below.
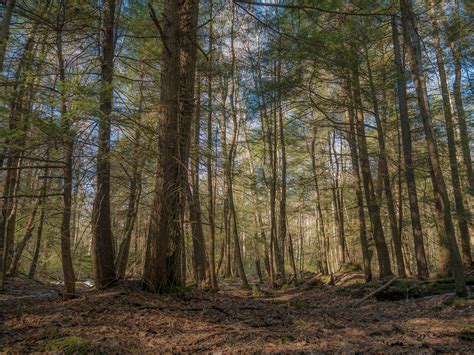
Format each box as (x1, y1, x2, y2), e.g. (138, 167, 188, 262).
(364, 47, 406, 278)
(427, 0, 471, 268)
(310, 131, 330, 275)
(351, 67, 392, 278)
(345, 97, 372, 282)
(391, 17, 429, 280)
(400, 0, 466, 296)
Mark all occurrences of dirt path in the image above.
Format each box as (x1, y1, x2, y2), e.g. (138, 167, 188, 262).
(1, 277, 473, 352)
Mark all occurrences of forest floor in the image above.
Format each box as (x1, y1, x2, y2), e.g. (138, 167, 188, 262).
(1, 273, 473, 353)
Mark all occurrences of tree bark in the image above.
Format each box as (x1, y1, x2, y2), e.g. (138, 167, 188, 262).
(206, 0, 218, 290)
(345, 97, 372, 282)
(351, 67, 393, 278)
(92, 0, 117, 289)
(427, 0, 471, 268)
(364, 47, 406, 278)
(0, 0, 15, 72)
(391, 17, 429, 280)
(310, 131, 330, 275)
(188, 76, 207, 286)
(143, 0, 199, 292)
(57, 15, 76, 297)
(400, 0, 466, 297)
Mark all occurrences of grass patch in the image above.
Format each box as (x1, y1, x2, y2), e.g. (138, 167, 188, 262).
(44, 336, 96, 354)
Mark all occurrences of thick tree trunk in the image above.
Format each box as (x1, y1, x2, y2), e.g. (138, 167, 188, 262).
(92, 0, 117, 289)
(143, 0, 199, 292)
(400, 0, 466, 297)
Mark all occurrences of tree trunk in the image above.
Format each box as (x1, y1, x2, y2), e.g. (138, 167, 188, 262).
(92, 0, 117, 289)
(391, 17, 429, 280)
(310, 131, 329, 275)
(143, 0, 199, 292)
(440, 1, 474, 196)
(365, 47, 406, 277)
(206, 0, 218, 290)
(345, 98, 372, 282)
(188, 76, 207, 286)
(9, 168, 47, 276)
(400, 0, 466, 297)
(277, 51, 287, 284)
(427, 0, 471, 268)
(0, 0, 15, 72)
(351, 67, 393, 278)
(115, 77, 143, 279)
(28, 189, 46, 279)
(57, 18, 76, 298)
(227, 3, 248, 289)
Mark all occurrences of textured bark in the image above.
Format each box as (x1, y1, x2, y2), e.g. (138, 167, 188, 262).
(351, 67, 393, 278)
(0, 0, 16, 72)
(92, 0, 117, 289)
(188, 78, 207, 286)
(345, 98, 372, 282)
(57, 17, 76, 297)
(400, 0, 466, 297)
(365, 48, 406, 277)
(440, 1, 474, 196)
(427, 0, 471, 268)
(143, 0, 199, 292)
(391, 17, 429, 280)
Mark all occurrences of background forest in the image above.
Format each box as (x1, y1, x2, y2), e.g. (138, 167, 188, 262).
(0, 0, 472, 299)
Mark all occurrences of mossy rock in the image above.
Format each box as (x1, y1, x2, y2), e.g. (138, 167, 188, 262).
(44, 336, 96, 354)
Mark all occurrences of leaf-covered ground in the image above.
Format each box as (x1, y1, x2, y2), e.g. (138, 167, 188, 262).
(1, 275, 473, 353)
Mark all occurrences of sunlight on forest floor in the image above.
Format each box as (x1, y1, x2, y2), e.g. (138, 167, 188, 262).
(1, 275, 473, 352)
